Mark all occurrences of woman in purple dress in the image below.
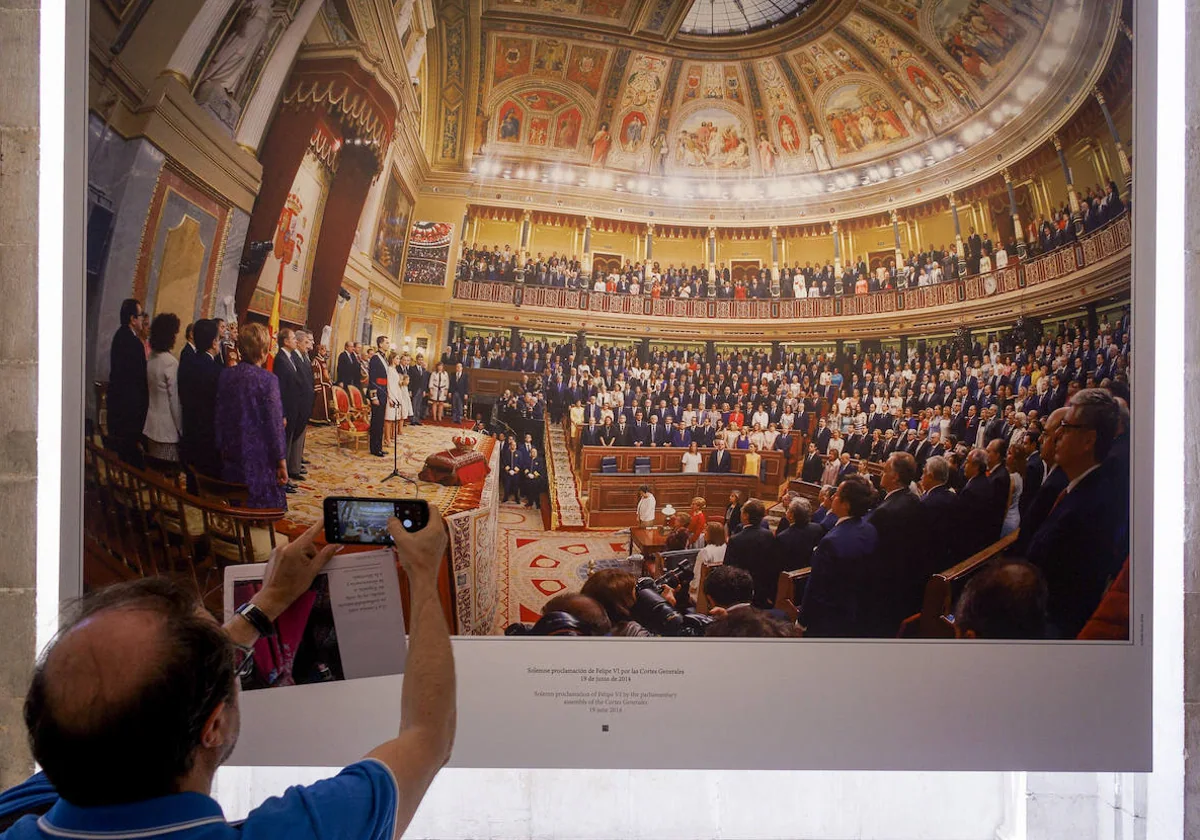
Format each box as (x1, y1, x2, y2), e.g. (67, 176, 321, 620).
(214, 322, 288, 509)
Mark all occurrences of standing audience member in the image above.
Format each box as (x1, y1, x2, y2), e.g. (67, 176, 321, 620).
(690, 522, 727, 603)
(177, 319, 222, 483)
(107, 298, 149, 465)
(1024, 389, 1125, 638)
(427, 362, 450, 424)
(800, 475, 879, 637)
(214, 323, 288, 509)
(776, 497, 823, 571)
(954, 561, 1049, 639)
(723, 499, 783, 609)
(273, 328, 305, 489)
(636, 484, 656, 527)
(142, 314, 183, 464)
(864, 452, 927, 635)
(292, 331, 315, 473)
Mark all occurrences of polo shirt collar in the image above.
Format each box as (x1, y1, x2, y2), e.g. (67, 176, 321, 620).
(40, 793, 226, 839)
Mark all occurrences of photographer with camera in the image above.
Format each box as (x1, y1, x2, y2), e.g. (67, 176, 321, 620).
(627, 555, 713, 637)
(0, 514, 455, 840)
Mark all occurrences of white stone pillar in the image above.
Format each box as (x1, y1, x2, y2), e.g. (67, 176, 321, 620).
(234, 0, 325, 154)
(406, 32, 428, 80)
(396, 0, 415, 41)
(163, 0, 238, 86)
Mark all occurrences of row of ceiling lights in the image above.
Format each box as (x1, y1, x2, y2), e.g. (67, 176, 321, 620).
(466, 3, 1081, 203)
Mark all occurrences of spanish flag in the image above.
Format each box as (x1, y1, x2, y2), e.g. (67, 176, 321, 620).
(266, 261, 284, 373)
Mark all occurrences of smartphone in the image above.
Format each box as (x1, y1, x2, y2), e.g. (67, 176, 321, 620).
(323, 497, 430, 545)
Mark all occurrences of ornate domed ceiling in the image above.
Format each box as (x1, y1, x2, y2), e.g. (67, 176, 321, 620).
(425, 0, 1121, 218)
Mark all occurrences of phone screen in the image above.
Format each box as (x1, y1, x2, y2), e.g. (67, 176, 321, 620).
(324, 498, 428, 544)
(334, 500, 396, 544)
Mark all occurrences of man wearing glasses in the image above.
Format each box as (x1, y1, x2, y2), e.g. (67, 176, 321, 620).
(107, 297, 150, 467)
(1023, 389, 1126, 638)
(0, 512, 456, 840)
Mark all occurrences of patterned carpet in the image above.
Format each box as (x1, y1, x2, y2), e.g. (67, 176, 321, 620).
(278, 423, 494, 534)
(495, 504, 633, 631)
(544, 420, 586, 529)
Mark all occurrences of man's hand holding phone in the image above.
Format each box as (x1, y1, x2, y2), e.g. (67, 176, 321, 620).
(388, 505, 447, 588)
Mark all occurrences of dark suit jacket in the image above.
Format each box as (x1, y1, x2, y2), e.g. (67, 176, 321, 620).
(800, 517, 880, 637)
(921, 485, 960, 571)
(707, 449, 732, 473)
(724, 525, 784, 609)
(274, 349, 306, 432)
(1026, 466, 1126, 638)
(580, 425, 602, 447)
(107, 326, 148, 442)
(336, 352, 359, 387)
(864, 489, 929, 635)
(294, 350, 314, 421)
(177, 351, 222, 477)
(957, 475, 997, 559)
(777, 521, 824, 571)
(449, 371, 470, 397)
(801, 453, 824, 482)
(1017, 465, 1068, 551)
(986, 465, 1011, 536)
(367, 354, 389, 415)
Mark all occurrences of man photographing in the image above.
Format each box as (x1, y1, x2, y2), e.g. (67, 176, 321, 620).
(0, 511, 455, 839)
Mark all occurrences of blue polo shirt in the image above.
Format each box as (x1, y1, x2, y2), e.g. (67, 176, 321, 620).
(0, 760, 398, 840)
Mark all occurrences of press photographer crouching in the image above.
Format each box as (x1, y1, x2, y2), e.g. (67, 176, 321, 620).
(0, 512, 456, 840)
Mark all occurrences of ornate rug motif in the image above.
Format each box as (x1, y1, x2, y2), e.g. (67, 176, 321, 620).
(495, 506, 630, 630)
(544, 420, 586, 529)
(277, 424, 496, 534)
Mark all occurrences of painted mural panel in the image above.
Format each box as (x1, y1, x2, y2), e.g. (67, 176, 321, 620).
(403, 222, 455, 287)
(371, 168, 412, 282)
(565, 45, 608, 95)
(493, 37, 532, 84)
(821, 83, 910, 158)
(256, 150, 330, 311)
(554, 108, 583, 149)
(672, 107, 751, 171)
(932, 0, 1048, 89)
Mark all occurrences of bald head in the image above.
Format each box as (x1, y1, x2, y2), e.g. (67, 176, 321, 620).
(26, 578, 236, 806)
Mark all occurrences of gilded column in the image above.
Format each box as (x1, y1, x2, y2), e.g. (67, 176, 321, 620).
(769, 225, 781, 297)
(645, 223, 654, 263)
(235, 0, 326, 153)
(162, 0, 238, 86)
(581, 216, 594, 282)
(949, 194, 967, 276)
(1052, 133, 1084, 235)
(890, 210, 903, 270)
(831, 220, 842, 277)
(518, 209, 532, 268)
(1003, 168, 1027, 259)
(1093, 87, 1132, 186)
(707, 226, 718, 297)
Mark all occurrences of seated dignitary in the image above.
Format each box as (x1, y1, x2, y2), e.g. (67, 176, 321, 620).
(799, 475, 880, 637)
(722, 499, 784, 609)
(0, 512, 455, 839)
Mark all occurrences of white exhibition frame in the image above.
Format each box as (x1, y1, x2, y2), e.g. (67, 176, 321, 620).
(47, 1, 1159, 772)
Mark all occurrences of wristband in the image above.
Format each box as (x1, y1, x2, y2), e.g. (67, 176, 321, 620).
(236, 601, 276, 637)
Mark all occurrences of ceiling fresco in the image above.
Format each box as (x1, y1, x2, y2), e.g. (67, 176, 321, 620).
(462, 0, 1092, 180)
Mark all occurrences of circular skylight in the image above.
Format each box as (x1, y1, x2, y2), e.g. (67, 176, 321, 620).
(678, 0, 820, 36)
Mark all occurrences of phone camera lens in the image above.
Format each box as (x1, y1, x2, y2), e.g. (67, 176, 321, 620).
(403, 518, 413, 530)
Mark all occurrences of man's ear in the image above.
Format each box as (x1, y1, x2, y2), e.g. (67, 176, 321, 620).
(200, 700, 231, 749)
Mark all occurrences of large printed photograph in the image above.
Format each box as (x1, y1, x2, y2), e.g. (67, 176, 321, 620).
(82, 0, 1136, 649)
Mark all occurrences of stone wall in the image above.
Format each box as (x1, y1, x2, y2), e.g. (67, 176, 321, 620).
(0, 0, 40, 788)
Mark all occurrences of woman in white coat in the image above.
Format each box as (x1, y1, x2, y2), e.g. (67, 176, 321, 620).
(384, 350, 402, 442)
(427, 361, 450, 423)
(142, 313, 184, 463)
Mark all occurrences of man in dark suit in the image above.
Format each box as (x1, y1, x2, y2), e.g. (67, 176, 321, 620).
(500, 437, 524, 503)
(834, 453, 858, 484)
(448, 362, 470, 423)
(863, 452, 929, 635)
(366, 336, 390, 457)
(707, 438, 733, 472)
(920, 454, 960, 572)
(773, 426, 795, 474)
(177, 319, 222, 486)
(669, 421, 691, 448)
(615, 417, 632, 446)
(1017, 407, 1070, 552)
(777, 497, 824, 571)
(522, 447, 547, 508)
(957, 448, 997, 558)
(336, 342, 359, 388)
(408, 356, 428, 425)
(800, 442, 824, 482)
(723, 500, 784, 609)
(291, 330, 316, 476)
(107, 298, 149, 466)
(814, 418, 831, 453)
(272, 329, 307, 486)
(180, 323, 196, 362)
(631, 411, 650, 446)
(1025, 389, 1125, 638)
(799, 475, 880, 637)
(579, 420, 602, 449)
(985, 437, 1011, 535)
(647, 416, 668, 447)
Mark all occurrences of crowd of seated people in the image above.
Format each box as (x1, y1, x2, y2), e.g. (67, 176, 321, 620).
(456, 185, 1127, 302)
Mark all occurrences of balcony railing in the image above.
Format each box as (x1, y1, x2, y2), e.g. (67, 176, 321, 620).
(452, 214, 1131, 320)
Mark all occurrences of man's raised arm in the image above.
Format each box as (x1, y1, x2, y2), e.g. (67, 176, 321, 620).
(368, 506, 456, 836)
